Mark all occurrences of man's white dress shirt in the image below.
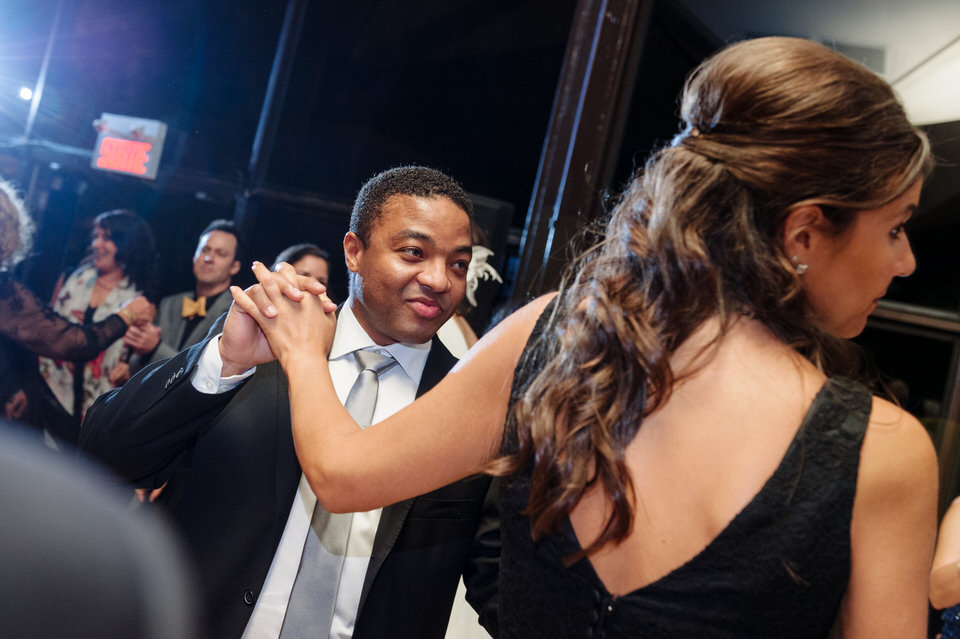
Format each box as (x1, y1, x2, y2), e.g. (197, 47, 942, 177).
(192, 302, 431, 639)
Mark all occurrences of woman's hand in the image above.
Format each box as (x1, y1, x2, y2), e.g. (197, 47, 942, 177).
(227, 261, 337, 370)
(4, 389, 27, 420)
(108, 362, 132, 386)
(118, 296, 157, 326)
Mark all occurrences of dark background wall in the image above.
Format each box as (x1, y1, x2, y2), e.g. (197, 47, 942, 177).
(0, 1, 576, 304)
(0, 0, 716, 331)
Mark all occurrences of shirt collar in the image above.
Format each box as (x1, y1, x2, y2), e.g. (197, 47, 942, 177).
(329, 298, 432, 382)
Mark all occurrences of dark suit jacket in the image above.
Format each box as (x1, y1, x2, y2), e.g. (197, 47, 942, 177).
(80, 328, 499, 639)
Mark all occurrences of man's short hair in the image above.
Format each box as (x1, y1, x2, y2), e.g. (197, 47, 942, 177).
(350, 166, 474, 244)
(198, 219, 242, 263)
(271, 243, 330, 270)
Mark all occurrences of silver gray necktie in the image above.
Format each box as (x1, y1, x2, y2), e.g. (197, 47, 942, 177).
(278, 349, 398, 638)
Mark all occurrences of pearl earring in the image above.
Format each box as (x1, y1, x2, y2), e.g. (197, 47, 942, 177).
(792, 255, 808, 275)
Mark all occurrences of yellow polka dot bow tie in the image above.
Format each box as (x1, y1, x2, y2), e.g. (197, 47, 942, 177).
(181, 296, 207, 319)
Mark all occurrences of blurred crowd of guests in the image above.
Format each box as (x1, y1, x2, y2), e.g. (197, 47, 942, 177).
(0, 181, 344, 445)
(0, 165, 500, 639)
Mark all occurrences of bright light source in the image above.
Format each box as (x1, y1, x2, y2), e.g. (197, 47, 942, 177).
(896, 37, 960, 126)
(18, 87, 32, 101)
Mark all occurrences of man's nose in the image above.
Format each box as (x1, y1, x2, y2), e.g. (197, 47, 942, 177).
(417, 260, 449, 292)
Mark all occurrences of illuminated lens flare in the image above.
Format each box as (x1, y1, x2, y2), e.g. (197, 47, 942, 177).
(17, 87, 32, 101)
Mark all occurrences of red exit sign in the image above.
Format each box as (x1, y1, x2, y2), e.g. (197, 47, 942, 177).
(90, 113, 167, 180)
(95, 137, 152, 176)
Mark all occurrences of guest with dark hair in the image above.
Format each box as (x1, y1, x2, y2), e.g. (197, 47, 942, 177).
(272, 243, 330, 287)
(238, 37, 937, 638)
(123, 218, 241, 366)
(38, 209, 158, 423)
(0, 187, 154, 440)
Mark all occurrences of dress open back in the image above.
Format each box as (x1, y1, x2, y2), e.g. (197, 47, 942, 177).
(497, 306, 871, 638)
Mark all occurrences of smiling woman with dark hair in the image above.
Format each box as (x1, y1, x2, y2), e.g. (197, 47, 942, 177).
(0, 184, 154, 439)
(38, 208, 158, 426)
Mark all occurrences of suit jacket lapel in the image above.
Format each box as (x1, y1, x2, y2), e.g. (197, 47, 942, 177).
(357, 336, 457, 613)
(166, 296, 189, 351)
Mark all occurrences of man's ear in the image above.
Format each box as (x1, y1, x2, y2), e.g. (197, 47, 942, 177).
(229, 260, 241, 277)
(343, 231, 363, 274)
(781, 204, 827, 264)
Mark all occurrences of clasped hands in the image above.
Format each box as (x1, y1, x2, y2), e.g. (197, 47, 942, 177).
(221, 261, 337, 375)
(112, 296, 159, 386)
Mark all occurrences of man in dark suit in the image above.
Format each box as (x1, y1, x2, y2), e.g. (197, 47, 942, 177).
(79, 167, 498, 639)
(122, 219, 242, 365)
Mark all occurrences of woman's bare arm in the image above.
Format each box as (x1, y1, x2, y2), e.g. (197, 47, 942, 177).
(840, 397, 938, 638)
(232, 262, 554, 512)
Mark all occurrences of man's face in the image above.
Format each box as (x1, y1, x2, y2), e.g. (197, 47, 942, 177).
(345, 194, 472, 345)
(192, 230, 240, 293)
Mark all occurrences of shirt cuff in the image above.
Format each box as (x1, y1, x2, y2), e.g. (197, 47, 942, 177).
(191, 335, 256, 394)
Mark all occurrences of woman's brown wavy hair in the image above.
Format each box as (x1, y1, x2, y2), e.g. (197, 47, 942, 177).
(494, 37, 933, 560)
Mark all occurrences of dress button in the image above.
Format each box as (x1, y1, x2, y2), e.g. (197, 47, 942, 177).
(243, 589, 256, 605)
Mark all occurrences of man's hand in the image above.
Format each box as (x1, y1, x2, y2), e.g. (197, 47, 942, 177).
(4, 389, 27, 419)
(108, 362, 131, 386)
(219, 300, 277, 376)
(229, 262, 337, 368)
(220, 261, 330, 375)
(123, 324, 162, 355)
(224, 262, 336, 373)
(134, 481, 167, 504)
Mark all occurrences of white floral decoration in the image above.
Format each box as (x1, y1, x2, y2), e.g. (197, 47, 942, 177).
(465, 245, 503, 307)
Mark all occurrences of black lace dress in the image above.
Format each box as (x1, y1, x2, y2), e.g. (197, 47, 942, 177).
(497, 312, 871, 638)
(0, 272, 128, 436)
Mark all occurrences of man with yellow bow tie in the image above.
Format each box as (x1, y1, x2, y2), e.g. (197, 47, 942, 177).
(124, 220, 241, 366)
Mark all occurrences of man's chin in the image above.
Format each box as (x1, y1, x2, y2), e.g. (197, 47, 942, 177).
(396, 317, 451, 345)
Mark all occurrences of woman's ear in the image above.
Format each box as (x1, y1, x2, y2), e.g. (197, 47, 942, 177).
(781, 205, 826, 264)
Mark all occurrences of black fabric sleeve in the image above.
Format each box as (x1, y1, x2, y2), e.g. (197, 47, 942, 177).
(0, 275, 128, 361)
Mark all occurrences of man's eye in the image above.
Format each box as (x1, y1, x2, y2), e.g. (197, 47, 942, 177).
(401, 247, 423, 257)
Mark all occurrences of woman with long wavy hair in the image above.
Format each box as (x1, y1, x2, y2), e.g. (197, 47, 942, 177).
(235, 37, 937, 637)
(38, 209, 158, 424)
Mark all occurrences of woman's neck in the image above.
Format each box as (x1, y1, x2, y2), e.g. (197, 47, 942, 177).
(95, 266, 124, 290)
(671, 315, 805, 382)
